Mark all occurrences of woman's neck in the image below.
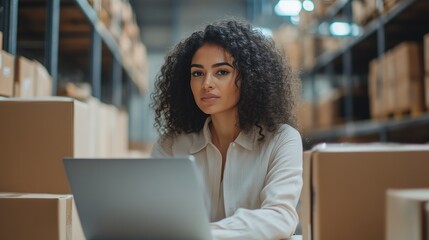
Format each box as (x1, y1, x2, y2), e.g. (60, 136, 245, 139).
(210, 112, 240, 146)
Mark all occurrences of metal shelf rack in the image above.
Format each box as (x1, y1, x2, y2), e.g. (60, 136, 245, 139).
(302, 0, 429, 148)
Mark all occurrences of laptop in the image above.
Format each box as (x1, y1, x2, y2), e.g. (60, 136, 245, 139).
(63, 157, 212, 240)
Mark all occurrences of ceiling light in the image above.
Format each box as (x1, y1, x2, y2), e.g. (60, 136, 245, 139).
(303, 0, 315, 12)
(329, 21, 351, 36)
(275, 0, 302, 16)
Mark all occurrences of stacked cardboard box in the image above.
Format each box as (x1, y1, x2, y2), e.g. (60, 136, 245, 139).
(394, 42, 424, 116)
(384, 50, 396, 115)
(14, 56, 35, 98)
(0, 98, 90, 194)
(0, 193, 84, 240)
(352, 0, 377, 26)
(0, 50, 15, 97)
(301, 144, 429, 240)
(369, 58, 383, 118)
(88, 0, 148, 92)
(385, 189, 429, 240)
(86, 97, 129, 157)
(317, 90, 342, 129)
(13, 58, 52, 98)
(0, 98, 89, 239)
(33, 60, 53, 96)
(352, 0, 366, 25)
(369, 41, 424, 119)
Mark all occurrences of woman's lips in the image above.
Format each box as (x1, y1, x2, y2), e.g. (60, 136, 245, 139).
(201, 93, 220, 101)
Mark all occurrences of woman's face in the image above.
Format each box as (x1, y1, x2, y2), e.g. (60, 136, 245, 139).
(190, 43, 240, 116)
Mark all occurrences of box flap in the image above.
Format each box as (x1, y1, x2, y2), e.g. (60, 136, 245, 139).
(387, 189, 429, 201)
(0, 192, 72, 200)
(312, 143, 429, 152)
(0, 96, 75, 102)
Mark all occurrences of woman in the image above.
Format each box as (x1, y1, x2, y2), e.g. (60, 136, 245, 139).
(151, 19, 302, 240)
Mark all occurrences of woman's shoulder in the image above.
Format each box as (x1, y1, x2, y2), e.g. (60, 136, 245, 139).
(158, 131, 198, 146)
(273, 124, 302, 142)
(155, 131, 203, 154)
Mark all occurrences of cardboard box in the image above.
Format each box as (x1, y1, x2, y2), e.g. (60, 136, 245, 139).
(0, 193, 84, 240)
(0, 97, 90, 194)
(394, 42, 424, 114)
(97, 103, 114, 157)
(0, 50, 15, 97)
(363, 0, 377, 20)
(86, 97, 100, 157)
(352, 0, 366, 25)
(0, 31, 3, 49)
(87, 100, 127, 158)
(386, 189, 429, 240)
(316, 91, 342, 129)
(111, 109, 129, 157)
(384, 50, 396, 114)
(33, 60, 52, 96)
(369, 58, 382, 118)
(14, 56, 35, 97)
(301, 144, 429, 240)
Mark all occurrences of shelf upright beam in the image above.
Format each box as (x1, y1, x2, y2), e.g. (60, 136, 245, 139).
(376, 0, 387, 141)
(2, 0, 18, 54)
(90, 28, 102, 99)
(325, 63, 335, 84)
(45, 0, 60, 96)
(342, 0, 354, 122)
(112, 57, 122, 107)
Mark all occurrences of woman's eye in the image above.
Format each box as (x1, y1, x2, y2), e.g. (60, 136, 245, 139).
(217, 70, 229, 75)
(191, 71, 203, 77)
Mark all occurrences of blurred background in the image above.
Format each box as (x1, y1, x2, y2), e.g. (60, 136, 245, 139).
(1, 0, 429, 155)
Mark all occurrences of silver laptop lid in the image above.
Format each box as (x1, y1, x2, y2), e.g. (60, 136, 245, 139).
(64, 157, 212, 240)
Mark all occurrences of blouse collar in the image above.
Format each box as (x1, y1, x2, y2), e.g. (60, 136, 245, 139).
(189, 117, 256, 154)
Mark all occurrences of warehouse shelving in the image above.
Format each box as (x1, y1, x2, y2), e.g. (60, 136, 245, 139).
(302, 0, 429, 148)
(306, 112, 429, 145)
(1, 0, 143, 108)
(304, 0, 428, 75)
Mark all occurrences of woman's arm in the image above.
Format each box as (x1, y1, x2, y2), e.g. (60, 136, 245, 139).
(211, 128, 303, 240)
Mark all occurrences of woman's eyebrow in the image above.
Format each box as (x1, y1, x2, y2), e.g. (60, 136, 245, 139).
(213, 62, 233, 68)
(190, 64, 203, 68)
(190, 62, 233, 68)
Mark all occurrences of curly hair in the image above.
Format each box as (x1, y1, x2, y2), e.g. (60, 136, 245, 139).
(151, 18, 300, 141)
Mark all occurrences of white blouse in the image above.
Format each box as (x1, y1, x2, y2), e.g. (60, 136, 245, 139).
(151, 118, 303, 240)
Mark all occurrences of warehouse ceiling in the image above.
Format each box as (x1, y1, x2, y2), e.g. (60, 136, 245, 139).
(130, 0, 287, 54)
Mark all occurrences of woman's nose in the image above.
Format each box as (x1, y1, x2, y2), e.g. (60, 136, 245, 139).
(202, 74, 214, 90)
